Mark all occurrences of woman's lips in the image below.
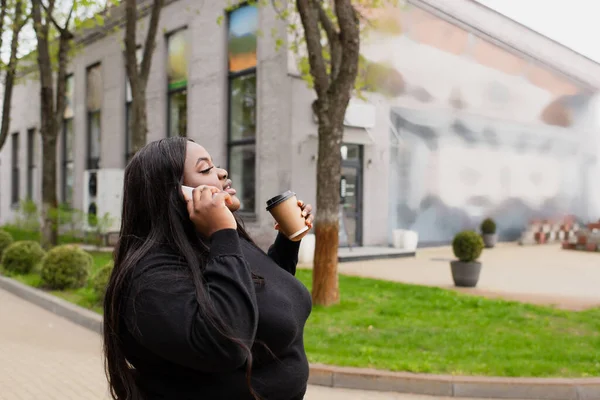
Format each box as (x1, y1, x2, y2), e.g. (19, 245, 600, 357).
(225, 187, 237, 196)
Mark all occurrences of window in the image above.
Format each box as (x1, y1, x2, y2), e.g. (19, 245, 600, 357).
(62, 75, 74, 205)
(227, 4, 258, 213)
(125, 47, 143, 162)
(26, 128, 36, 199)
(86, 64, 102, 170)
(11, 132, 19, 206)
(167, 29, 188, 137)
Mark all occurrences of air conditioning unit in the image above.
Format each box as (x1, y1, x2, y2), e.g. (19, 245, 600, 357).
(83, 168, 125, 233)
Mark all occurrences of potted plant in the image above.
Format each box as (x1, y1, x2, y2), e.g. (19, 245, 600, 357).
(480, 217, 497, 248)
(451, 230, 484, 287)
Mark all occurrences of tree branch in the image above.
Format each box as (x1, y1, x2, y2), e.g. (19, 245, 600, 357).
(41, 0, 71, 33)
(296, 0, 329, 98)
(64, 0, 75, 29)
(316, 1, 342, 81)
(140, 0, 164, 80)
(17, 10, 33, 32)
(329, 0, 359, 101)
(0, 0, 9, 57)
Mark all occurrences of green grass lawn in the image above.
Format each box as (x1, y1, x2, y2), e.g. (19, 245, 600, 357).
(2, 250, 599, 378)
(295, 270, 600, 378)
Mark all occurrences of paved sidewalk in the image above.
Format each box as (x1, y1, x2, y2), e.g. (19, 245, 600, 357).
(302, 243, 600, 310)
(1, 288, 511, 400)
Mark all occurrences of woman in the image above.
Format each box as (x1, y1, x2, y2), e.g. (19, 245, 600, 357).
(103, 137, 314, 400)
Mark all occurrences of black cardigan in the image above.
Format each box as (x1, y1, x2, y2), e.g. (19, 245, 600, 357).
(120, 229, 312, 399)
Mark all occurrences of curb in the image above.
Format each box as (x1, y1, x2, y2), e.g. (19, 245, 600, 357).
(2, 275, 599, 399)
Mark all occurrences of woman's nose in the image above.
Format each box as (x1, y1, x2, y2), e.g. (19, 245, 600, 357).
(218, 168, 228, 180)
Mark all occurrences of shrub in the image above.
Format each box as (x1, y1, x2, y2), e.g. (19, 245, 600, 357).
(92, 262, 113, 301)
(452, 231, 484, 262)
(0, 229, 14, 259)
(41, 245, 92, 290)
(481, 218, 497, 235)
(1, 241, 45, 274)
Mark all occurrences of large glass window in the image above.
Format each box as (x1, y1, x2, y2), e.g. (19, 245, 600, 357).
(167, 29, 188, 137)
(228, 4, 258, 213)
(86, 64, 102, 170)
(62, 75, 74, 205)
(11, 132, 19, 206)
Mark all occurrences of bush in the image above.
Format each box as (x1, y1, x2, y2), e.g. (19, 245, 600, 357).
(1, 241, 45, 274)
(0, 229, 14, 259)
(481, 218, 497, 235)
(452, 231, 484, 263)
(41, 245, 92, 290)
(92, 262, 113, 301)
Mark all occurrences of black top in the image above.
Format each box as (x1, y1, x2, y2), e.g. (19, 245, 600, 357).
(120, 229, 313, 400)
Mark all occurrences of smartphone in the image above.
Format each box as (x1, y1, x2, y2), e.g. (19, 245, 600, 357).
(181, 185, 194, 198)
(181, 185, 233, 205)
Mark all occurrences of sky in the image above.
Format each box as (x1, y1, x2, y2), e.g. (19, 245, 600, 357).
(476, 0, 600, 64)
(3, 1, 600, 64)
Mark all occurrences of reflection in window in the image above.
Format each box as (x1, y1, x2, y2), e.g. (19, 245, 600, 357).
(26, 128, 36, 199)
(228, 4, 258, 213)
(88, 111, 101, 170)
(228, 4, 258, 73)
(63, 75, 74, 205)
(86, 65, 102, 111)
(62, 119, 74, 205)
(169, 90, 187, 138)
(229, 144, 256, 212)
(11, 132, 19, 206)
(86, 64, 102, 169)
(230, 74, 256, 141)
(167, 29, 188, 137)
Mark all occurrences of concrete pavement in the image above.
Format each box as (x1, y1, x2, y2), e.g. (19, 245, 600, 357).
(1, 288, 509, 400)
(301, 242, 600, 310)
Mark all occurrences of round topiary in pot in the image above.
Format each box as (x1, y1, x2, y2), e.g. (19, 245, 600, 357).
(41, 245, 93, 290)
(480, 217, 497, 249)
(1, 240, 45, 275)
(92, 262, 113, 302)
(0, 229, 14, 260)
(451, 230, 484, 287)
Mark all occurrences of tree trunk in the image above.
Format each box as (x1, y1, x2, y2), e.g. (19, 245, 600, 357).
(40, 100, 58, 249)
(131, 86, 148, 152)
(0, 0, 23, 151)
(125, 0, 163, 155)
(312, 100, 345, 306)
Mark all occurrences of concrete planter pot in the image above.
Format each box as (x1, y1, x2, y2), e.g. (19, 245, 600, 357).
(450, 260, 482, 287)
(482, 233, 497, 248)
(392, 229, 419, 251)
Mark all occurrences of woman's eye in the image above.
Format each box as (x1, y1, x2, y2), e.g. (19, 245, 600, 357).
(200, 166, 214, 174)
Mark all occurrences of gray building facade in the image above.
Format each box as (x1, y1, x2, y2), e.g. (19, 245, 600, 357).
(2, 0, 600, 249)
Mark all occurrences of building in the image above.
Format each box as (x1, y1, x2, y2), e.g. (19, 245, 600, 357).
(2, 0, 600, 249)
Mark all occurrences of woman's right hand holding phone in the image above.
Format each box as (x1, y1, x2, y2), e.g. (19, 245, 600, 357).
(183, 185, 237, 237)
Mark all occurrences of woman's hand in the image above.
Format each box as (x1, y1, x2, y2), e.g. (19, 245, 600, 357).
(274, 200, 314, 231)
(183, 185, 237, 237)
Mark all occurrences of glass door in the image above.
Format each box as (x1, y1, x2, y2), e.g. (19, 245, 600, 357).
(339, 144, 363, 247)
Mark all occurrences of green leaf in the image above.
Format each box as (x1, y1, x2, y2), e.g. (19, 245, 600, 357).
(216, 15, 224, 26)
(94, 15, 105, 27)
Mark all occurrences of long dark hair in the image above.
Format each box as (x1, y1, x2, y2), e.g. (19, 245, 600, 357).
(103, 137, 259, 399)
